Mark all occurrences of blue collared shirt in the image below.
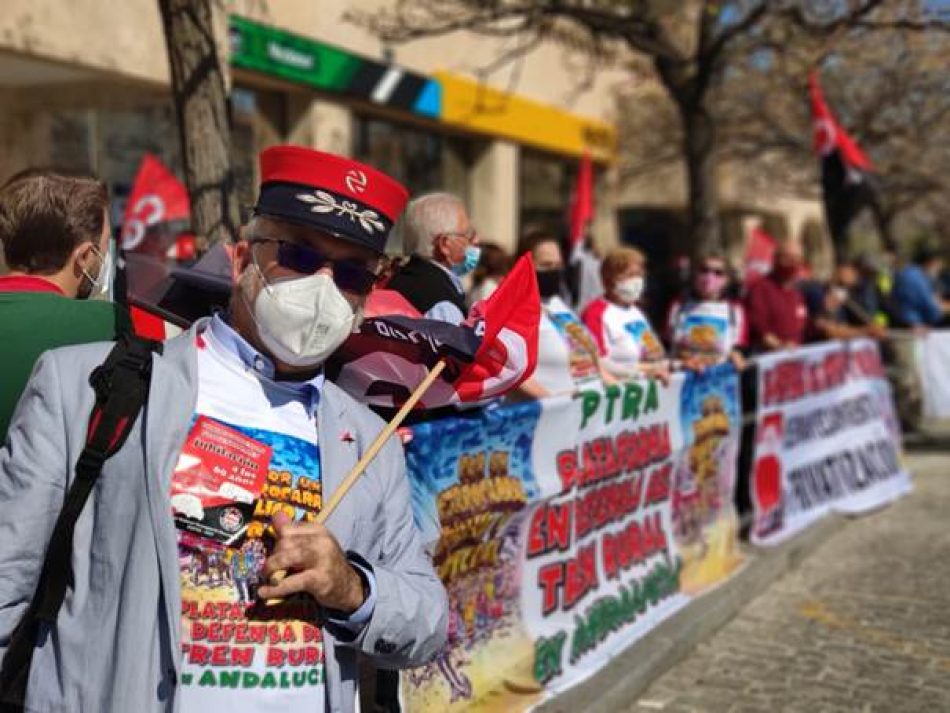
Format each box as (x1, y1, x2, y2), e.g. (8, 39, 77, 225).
(425, 259, 466, 325)
(206, 314, 377, 630)
(893, 265, 942, 326)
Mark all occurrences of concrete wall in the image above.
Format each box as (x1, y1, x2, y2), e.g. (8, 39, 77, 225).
(0, 0, 169, 85)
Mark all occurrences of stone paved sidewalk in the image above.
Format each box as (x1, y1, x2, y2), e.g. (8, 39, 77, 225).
(628, 452, 950, 713)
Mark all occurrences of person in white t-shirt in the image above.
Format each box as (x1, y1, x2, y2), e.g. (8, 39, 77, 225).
(514, 230, 614, 399)
(582, 246, 669, 381)
(666, 251, 748, 370)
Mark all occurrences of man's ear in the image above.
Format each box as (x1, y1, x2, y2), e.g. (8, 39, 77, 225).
(70, 240, 95, 277)
(431, 234, 447, 261)
(231, 240, 250, 285)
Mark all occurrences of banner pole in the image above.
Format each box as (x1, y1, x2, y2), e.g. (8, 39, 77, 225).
(265, 359, 447, 603)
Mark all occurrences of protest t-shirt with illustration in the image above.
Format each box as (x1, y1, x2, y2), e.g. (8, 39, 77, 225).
(668, 299, 747, 362)
(582, 297, 665, 375)
(532, 295, 601, 394)
(174, 327, 326, 712)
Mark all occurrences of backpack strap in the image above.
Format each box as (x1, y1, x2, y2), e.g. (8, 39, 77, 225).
(0, 335, 162, 711)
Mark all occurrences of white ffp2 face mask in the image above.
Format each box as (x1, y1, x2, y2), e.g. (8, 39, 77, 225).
(80, 244, 113, 299)
(614, 276, 644, 304)
(246, 268, 358, 368)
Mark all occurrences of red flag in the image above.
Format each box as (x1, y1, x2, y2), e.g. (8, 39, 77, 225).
(809, 71, 882, 252)
(809, 71, 873, 172)
(568, 153, 594, 251)
(456, 253, 540, 402)
(364, 288, 424, 319)
(743, 227, 776, 285)
(328, 254, 540, 409)
(121, 154, 190, 252)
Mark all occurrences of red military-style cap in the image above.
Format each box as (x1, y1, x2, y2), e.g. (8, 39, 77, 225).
(253, 145, 409, 254)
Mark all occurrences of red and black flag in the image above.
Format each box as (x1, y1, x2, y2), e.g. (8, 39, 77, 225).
(327, 253, 540, 410)
(809, 71, 888, 252)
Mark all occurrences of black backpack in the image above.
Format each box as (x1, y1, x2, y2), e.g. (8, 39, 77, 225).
(0, 335, 162, 711)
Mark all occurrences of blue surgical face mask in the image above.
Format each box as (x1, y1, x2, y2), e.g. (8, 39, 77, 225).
(452, 245, 481, 277)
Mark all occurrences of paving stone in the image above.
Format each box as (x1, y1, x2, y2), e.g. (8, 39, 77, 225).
(625, 453, 950, 712)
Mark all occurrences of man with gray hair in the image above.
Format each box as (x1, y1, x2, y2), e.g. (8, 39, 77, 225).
(387, 192, 480, 325)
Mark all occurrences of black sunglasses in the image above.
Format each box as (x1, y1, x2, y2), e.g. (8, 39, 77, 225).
(699, 266, 727, 277)
(250, 238, 378, 295)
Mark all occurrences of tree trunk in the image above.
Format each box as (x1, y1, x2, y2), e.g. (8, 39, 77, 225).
(681, 104, 722, 256)
(655, 51, 723, 257)
(158, 0, 240, 251)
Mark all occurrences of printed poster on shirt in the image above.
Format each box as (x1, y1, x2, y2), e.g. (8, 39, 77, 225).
(673, 302, 743, 361)
(172, 416, 272, 544)
(174, 415, 327, 711)
(750, 339, 912, 547)
(401, 367, 744, 712)
(545, 304, 600, 383)
(621, 317, 664, 361)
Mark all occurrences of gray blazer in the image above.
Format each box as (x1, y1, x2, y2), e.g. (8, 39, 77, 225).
(0, 323, 447, 712)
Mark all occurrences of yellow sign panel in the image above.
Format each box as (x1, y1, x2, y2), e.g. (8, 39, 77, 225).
(435, 71, 617, 162)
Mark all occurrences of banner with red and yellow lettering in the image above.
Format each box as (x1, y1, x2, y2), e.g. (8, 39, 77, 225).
(750, 339, 912, 546)
(401, 364, 744, 711)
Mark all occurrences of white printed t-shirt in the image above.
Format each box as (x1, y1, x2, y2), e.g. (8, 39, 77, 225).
(532, 295, 601, 395)
(667, 299, 747, 361)
(582, 297, 665, 377)
(174, 316, 373, 712)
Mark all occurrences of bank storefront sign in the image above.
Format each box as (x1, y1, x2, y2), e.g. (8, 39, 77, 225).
(229, 15, 441, 118)
(227, 15, 616, 162)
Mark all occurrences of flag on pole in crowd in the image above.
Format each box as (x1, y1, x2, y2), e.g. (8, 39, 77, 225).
(120, 153, 191, 254)
(567, 153, 603, 311)
(743, 225, 776, 285)
(569, 153, 594, 254)
(120, 154, 198, 339)
(809, 70, 884, 253)
(328, 253, 541, 409)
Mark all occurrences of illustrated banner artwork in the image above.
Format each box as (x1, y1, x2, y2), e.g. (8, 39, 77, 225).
(401, 365, 744, 711)
(750, 339, 912, 547)
(915, 331, 950, 419)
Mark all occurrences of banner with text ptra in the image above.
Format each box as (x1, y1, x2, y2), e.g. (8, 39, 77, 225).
(401, 365, 744, 711)
(750, 339, 912, 547)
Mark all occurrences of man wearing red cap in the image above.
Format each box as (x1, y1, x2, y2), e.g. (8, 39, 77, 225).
(0, 146, 448, 712)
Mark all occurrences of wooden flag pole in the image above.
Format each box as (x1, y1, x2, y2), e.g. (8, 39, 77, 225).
(265, 359, 447, 603)
(317, 358, 446, 525)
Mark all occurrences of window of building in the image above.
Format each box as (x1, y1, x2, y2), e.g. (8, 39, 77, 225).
(354, 116, 444, 197)
(519, 149, 576, 245)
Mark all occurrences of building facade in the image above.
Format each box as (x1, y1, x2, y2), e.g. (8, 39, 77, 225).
(0, 0, 828, 268)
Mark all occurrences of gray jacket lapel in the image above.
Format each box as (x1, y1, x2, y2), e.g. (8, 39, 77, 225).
(144, 323, 200, 677)
(317, 385, 358, 528)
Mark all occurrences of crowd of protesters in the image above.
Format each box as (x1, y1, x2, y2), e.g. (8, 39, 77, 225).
(454, 231, 950, 402)
(0, 156, 948, 713)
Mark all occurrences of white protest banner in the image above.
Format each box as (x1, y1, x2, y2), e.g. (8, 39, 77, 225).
(915, 330, 950, 419)
(401, 365, 744, 711)
(750, 340, 912, 547)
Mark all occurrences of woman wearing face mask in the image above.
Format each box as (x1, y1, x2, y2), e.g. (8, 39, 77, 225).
(666, 252, 748, 371)
(514, 230, 614, 400)
(582, 247, 668, 381)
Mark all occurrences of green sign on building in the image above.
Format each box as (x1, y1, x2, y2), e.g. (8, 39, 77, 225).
(229, 15, 361, 92)
(229, 16, 441, 119)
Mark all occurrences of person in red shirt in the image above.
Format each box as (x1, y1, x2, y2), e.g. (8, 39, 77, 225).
(744, 241, 808, 352)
